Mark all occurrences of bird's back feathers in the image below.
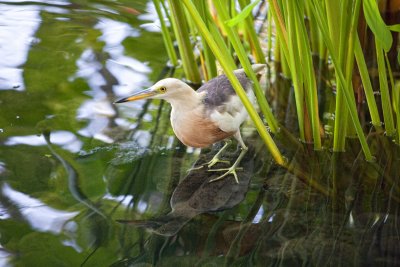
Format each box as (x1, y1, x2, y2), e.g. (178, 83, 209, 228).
(198, 72, 251, 110)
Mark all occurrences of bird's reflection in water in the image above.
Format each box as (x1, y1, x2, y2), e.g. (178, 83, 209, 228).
(118, 143, 260, 236)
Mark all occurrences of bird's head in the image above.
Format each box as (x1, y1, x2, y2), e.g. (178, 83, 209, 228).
(115, 78, 193, 104)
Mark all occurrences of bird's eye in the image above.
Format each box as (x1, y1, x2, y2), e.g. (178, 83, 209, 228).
(159, 86, 167, 93)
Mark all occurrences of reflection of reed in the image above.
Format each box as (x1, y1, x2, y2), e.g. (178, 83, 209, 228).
(253, 135, 400, 266)
(98, 54, 119, 128)
(43, 131, 107, 219)
(224, 188, 266, 266)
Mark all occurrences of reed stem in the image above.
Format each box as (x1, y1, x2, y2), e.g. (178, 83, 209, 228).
(153, 0, 178, 66)
(181, 0, 285, 166)
(167, 0, 201, 83)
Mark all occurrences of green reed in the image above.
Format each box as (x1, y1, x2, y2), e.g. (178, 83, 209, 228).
(193, 1, 218, 80)
(213, 0, 279, 132)
(153, 0, 178, 66)
(354, 36, 381, 127)
(309, 0, 373, 160)
(165, 0, 201, 83)
(182, 0, 285, 165)
(285, 0, 322, 148)
(154, 0, 399, 164)
(395, 82, 400, 144)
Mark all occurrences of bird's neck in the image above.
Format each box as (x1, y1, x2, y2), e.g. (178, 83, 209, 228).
(167, 89, 203, 111)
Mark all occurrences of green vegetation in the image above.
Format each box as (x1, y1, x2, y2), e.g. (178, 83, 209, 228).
(154, 0, 400, 162)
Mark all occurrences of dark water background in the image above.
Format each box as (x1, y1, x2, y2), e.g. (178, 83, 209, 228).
(0, 1, 399, 266)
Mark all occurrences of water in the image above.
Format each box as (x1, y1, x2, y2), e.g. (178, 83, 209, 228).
(1, 1, 400, 267)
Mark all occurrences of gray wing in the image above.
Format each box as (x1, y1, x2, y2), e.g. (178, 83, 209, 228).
(197, 72, 255, 133)
(198, 72, 251, 110)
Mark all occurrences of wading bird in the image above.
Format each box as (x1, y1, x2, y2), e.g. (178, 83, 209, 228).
(115, 64, 265, 183)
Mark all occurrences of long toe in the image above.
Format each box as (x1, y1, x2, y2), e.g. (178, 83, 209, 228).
(207, 158, 230, 168)
(208, 167, 240, 183)
(204, 140, 232, 168)
(208, 142, 247, 184)
(208, 167, 243, 172)
(187, 157, 230, 173)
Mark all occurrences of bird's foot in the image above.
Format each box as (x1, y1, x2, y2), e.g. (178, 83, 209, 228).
(204, 140, 232, 168)
(187, 157, 230, 172)
(187, 140, 232, 172)
(208, 166, 243, 183)
(207, 157, 230, 168)
(208, 144, 248, 184)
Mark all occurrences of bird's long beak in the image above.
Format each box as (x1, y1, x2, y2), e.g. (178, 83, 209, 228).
(114, 88, 156, 103)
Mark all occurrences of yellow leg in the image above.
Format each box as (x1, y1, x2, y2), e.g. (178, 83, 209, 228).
(206, 139, 232, 167)
(208, 131, 248, 183)
(189, 140, 231, 171)
(208, 145, 248, 183)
